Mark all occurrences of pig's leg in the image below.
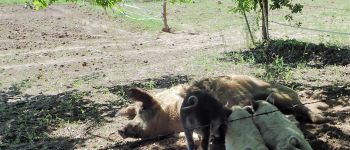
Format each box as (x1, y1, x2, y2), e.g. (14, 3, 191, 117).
(184, 129, 195, 150)
(200, 127, 210, 150)
(210, 122, 227, 150)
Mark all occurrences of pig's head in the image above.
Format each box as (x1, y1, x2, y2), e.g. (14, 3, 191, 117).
(117, 88, 181, 139)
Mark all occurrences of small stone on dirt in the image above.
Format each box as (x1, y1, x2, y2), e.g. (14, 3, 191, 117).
(82, 62, 88, 67)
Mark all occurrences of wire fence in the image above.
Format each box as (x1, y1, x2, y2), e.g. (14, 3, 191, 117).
(114, 2, 350, 40)
(115, 3, 161, 21)
(187, 99, 327, 130)
(302, 4, 350, 11)
(270, 21, 350, 36)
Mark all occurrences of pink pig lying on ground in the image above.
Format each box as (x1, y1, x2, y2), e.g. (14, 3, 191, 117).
(117, 75, 327, 139)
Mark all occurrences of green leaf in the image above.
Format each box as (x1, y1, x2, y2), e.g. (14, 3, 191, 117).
(33, 0, 48, 10)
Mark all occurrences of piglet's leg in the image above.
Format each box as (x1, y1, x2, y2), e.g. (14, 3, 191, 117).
(184, 129, 195, 150)
(200, 127, 210, 150)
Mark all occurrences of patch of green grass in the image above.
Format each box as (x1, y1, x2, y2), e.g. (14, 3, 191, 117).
(0, 0, 28, 4)
(114, 13, 163, 32)
(263, 56, 293, 83)
(71, 79, 84, 88)
(0, 0, 73, 5)
(296, 62, 308, 70)
(269, 0, 350, 45)
(8, 79, 33, 95)
(195, 53, 220, 72)
(143, 80, 156, 89)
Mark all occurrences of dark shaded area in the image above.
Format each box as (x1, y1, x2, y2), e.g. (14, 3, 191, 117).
(301, 123, 350, 150)
(107, 74, 192, 93)
(99, 74, 193, 106)
(219, 39, 350, 68)
(101, 134, 187, 150)
(0, 83, 119, 149)
(286, 82, 350, 108)
(0, 75, 192, 149)
(103, 134, 173, 150)
(289, 81, 350, 150)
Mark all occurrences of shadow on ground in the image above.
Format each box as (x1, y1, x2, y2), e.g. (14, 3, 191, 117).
(286, 81, 350, 108)
(102, 134, 188, 150)
(0, 84, 118, 149)
(287, 81, 350, 150)
(0, 74, 193, 149)
(219, 39, 350, 68)
(96, 74, 193, 106)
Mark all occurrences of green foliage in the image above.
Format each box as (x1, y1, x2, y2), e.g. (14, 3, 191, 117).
(92, 0, 122, 8)
(143, 80, 156, 89)
(0, 0, 28, 4)
(230, 0, 258, 13)
(231, 0, 303, 21)
(32, 0, 48, 10)
(263, 56, 292, 82)
(32, 0, 122, 10)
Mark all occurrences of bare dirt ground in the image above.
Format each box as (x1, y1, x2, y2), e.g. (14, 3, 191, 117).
(0, 4, 349, 150)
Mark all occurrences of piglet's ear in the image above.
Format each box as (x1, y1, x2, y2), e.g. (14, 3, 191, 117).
(128, 88, 157, 107)
(252, 101, 259, 111)
(243, 106, 254, 114)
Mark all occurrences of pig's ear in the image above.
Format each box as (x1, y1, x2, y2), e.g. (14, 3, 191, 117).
(128, 88, 157, 107)
(117, 106, 136, 119)
(243, 106, 254, 114)
(252, 101, 259, 111)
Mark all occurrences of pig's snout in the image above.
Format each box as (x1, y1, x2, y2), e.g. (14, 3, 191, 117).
(118, 129, 127, 138)
(118, 122, 143, 138)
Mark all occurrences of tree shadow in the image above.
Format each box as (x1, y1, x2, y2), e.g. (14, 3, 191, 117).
(285, 81, 350, 149)
(299, 124, 332, 150)
(0, 83, 119, 149)
(108, 74, 192, 93)
(100, 134, 188, 150)
(218, 39, 350, 68)
(300, 123, 350, 150)
(289, 82, 350, 109)
(98, 74, 193, 106)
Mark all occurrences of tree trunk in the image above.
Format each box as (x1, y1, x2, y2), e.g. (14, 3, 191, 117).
(262, 0, 269, 41)
(258, 0, 268, 42)
(242, 10, 255, 45)
(162, 0, 170, 32)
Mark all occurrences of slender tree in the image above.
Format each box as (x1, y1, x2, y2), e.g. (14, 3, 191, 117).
(230, 0, 257, 45)
(231, 0, 303, 43)
(162, 0, 171, 32)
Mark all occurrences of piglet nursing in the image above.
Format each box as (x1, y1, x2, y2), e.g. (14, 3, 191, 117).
(252, 100, 313, 150)
(225, 106, 268, 150)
